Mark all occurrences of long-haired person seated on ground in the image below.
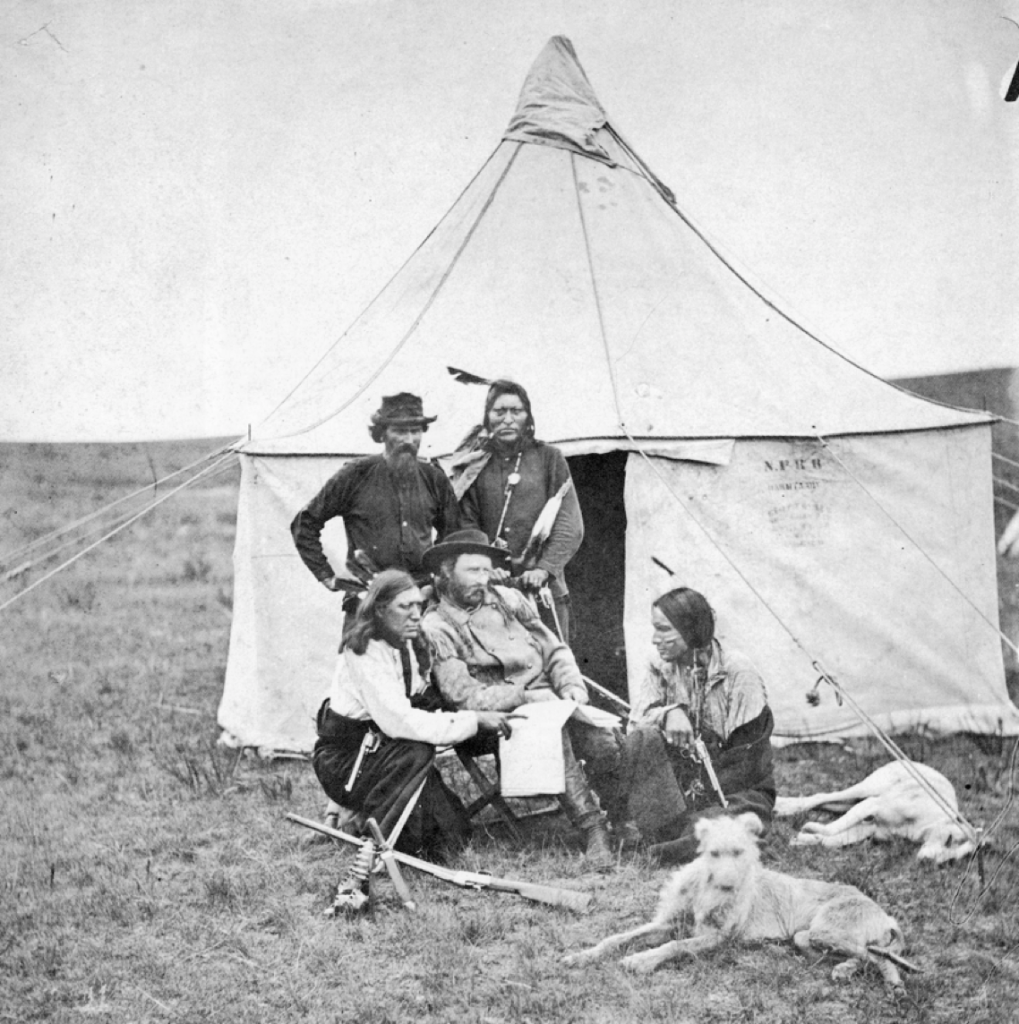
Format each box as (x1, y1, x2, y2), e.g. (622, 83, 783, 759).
(622, 586, 777, 864)
(312, 569, 516, 856)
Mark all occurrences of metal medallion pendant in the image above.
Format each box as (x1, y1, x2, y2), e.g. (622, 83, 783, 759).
(507, 472, 521, 485)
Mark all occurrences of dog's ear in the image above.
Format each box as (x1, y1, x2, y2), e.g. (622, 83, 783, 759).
(694, 817, 715, 845)
(737, 812, 763, 837)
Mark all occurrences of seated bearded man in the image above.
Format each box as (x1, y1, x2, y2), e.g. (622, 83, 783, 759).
(420, 530, 625, 865)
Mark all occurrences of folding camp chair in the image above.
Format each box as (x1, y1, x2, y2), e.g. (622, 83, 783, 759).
(451, 734, 523, 841)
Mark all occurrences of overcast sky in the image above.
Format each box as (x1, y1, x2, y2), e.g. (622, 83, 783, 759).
(3, 0, 1018, 441)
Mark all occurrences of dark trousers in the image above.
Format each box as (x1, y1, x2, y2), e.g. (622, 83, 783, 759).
(313, 730, 471, 856)
(565, 718, 626, 827)
(621, 712, 777, 863)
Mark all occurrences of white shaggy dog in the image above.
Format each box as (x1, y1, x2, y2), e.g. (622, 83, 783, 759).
(776, 760, 977, 863)
(563, 813, 916, 989)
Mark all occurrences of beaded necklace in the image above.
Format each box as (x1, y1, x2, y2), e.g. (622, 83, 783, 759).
(492, 449, 523, 548)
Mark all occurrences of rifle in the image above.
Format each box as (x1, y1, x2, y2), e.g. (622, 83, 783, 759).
(581, 674, 630, 714)
(286, 813, 592, 913)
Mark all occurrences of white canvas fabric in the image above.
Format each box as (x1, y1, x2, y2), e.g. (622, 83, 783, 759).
(503, 36, 611, 162)
(245, 37, 986, 457)
(219, 455, 348, 751)
(218, 36, 1015, 751)
(624, 433, 1015, 740)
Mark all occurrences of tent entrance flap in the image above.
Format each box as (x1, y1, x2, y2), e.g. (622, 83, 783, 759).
(568, 452, 628, 699)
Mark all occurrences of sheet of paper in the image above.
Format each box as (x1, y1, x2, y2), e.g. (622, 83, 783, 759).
(498, 700, 576, 797)
(569, 703, 623, 730)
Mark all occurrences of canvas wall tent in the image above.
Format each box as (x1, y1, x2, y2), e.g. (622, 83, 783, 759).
(218, 36, 1019, 753)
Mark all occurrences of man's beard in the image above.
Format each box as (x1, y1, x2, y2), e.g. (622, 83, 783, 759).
(448, 577, 486, 610)
(385, 446, 418, 478)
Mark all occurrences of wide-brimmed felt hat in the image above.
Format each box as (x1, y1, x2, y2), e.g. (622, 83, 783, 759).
(422, 528, 511, 575)
(370, 392, 437, 428)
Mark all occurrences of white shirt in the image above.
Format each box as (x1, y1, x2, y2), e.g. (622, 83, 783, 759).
(328, 638, 479, 746)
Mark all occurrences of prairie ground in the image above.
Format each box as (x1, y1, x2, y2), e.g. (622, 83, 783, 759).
(2, 439, 1018, 1024)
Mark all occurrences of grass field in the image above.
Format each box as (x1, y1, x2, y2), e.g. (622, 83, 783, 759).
(2, 439, 1018, 1024)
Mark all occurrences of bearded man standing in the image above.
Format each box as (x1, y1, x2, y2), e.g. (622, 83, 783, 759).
(421, 529, 624, 866)
(291, 393, 460, 595)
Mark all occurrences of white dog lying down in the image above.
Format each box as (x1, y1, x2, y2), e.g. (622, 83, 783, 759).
(563, 813, 917, 989)
(776, 760, 977, 863)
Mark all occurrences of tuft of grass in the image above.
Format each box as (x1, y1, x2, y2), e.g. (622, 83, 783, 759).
(259, 773, 295, 802)
(159, 740, 242, 796)
(58, 580, 97, 612)
(180, 551, 213, 582)
(204, 870, 240, 909)
(109, 729, 134, 755)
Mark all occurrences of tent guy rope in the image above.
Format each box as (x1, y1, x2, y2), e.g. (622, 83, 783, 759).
(0, 441, 235, 571)
(0, 453, 235, 615)
(995, 475, 1019, 498)
(1, 455, 239, 583)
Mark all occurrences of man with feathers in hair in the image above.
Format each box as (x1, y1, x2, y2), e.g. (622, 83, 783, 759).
(453, 379, 583, 642)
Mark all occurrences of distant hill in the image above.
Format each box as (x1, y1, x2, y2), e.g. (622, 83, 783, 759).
(893, 367, 1019, 534)
(892, 366, 1018, 423)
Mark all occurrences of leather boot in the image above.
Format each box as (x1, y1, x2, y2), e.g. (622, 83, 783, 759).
(584, 820, 614, 869)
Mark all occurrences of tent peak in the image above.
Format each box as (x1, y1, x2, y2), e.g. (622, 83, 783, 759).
(503, 36, 612, 162)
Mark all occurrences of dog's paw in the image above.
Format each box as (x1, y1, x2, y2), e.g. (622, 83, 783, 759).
(773, 797, 801, 817)
(789, 830, 823, 846)
(830, 959, 861, 983)
(620, 951, 660, 975)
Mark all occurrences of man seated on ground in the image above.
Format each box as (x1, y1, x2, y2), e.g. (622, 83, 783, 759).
(312, 568, 516, 858)
(420, 529, 625, 866)
(623, 586, 776, 864)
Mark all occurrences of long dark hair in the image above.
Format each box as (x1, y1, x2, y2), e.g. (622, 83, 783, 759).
(483, 379, 535, 441)
(653, 587, 715, 664)
(342, 570, 430, 673)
